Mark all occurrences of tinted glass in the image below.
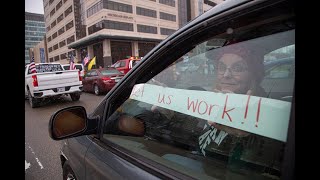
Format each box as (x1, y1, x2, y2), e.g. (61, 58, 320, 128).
(33, 64, 63, 73)
(100, 69, 122, 75)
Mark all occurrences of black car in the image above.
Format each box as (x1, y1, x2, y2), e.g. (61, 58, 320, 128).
(49, 0, 295, 179)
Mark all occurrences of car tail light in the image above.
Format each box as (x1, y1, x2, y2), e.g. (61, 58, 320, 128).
(78, 71, 82, 81)
(102, 77, 114, 83)
(32, 75, 38, 87)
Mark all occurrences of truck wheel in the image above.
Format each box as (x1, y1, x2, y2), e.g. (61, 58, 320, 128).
(70, 93, 80, 101)
(94, 84, 100, 95)
(28, 90, 39, 108)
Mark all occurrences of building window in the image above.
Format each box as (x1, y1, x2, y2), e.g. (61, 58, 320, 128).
(51, 20, 57, 28)
(57, 13, 64, 23)
(60, 53, 67, 60)
(46, 26, 51, 32)
(65, 5, 73, 17)
(68, 50, 76, 57)
(159, 0, 175, 7)
(160, 27, 176, 35)
(86, 0, 103, 18)
(65, 20, 74, 31)
(56, 0, 63, 11)
(86, 0, 133, 18)
(136, 7, 157, 18)
(88, 20, 133, 35)
(67, 35, 75, 44)
(47, 36, 52, 42)
(49, 57, 53, 62)
(52, 32, 58, 39)
(54, 55, 60, 61)
(49, 47, 53, 52)
(160, 12, 176, 22)
(58, 27, 65, 35)
(53, 44, 59, 50)
(50, 8, 56, 17)
(59, 40, 66, 48)
(103, 0, 133, 13)
(204, 0, 217, 7)
(137, 24, 157, 34)
(105, 20, 133, 31)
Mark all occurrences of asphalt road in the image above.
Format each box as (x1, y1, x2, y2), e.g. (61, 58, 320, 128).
(25, 92, 104, 180)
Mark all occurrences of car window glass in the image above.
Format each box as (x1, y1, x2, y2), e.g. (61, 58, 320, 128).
(28, 64, 63, 74)
(103, 11, 294, 180)
(85, 71, 92, 77)
(91, 71, 98, 76)
(113, 62, 120, 68)
(63, 65, 70, 70)
(75, 65, 83, 71)
(100, 69, 122, 75)
(120, 61, 126, 67)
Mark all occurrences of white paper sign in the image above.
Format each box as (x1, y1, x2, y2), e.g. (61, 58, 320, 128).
(130, 84, 292, 142)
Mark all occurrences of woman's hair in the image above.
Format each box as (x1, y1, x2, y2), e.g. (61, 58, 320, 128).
(206, 42, 266, 96)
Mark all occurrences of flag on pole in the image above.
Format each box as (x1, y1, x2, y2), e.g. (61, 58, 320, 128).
(70, 55, 76, 70)
(29, 56, 37, 74)
(83, 54, 89, 66)
(88, 56, 96, 70)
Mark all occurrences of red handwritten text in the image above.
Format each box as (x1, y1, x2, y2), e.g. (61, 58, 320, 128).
(158, 94, 173, 105)
(222, 95, 235, 122)
(187, 97, 218, 116)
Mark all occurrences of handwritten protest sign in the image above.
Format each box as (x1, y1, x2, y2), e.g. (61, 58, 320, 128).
(130, 84, 292, 142)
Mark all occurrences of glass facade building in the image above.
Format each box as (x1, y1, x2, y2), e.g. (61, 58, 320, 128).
(25, 12, 46, 65)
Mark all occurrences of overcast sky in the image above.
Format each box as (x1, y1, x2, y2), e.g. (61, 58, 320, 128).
(25, 0, 44, 14)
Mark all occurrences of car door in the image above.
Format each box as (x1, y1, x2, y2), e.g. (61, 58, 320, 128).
(84, 0, 295, 179)
(82, 71, 92, 92)
(85, 70, 98, 92)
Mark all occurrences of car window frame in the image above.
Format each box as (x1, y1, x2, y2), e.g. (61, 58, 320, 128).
(89, 1, 295, 179)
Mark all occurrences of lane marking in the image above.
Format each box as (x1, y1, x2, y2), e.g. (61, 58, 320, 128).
(26, 142, 44, 170)
(35, 157, 44, 169)
(25, 160, 31, 171)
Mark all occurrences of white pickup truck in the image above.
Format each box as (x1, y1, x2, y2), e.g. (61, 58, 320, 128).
(25, 63, 83, 108)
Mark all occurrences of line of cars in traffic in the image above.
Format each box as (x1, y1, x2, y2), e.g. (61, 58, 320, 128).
(61, 56, 141, 96)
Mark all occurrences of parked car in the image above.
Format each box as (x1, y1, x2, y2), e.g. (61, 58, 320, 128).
(82, 68, 124, 95)
(62, 63, 85, 78)
(48, 0, 295, 180)
(25, 63, 82, 108)
(110, 57, 141, 74)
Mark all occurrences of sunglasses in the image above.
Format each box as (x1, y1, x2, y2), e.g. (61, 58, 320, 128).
(217, 61, 248, 75)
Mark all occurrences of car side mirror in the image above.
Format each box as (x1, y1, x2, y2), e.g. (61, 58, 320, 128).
(48, 106, 99, 140)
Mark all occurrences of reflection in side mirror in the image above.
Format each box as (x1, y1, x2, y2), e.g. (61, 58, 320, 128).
(49, 106, 87, 140)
